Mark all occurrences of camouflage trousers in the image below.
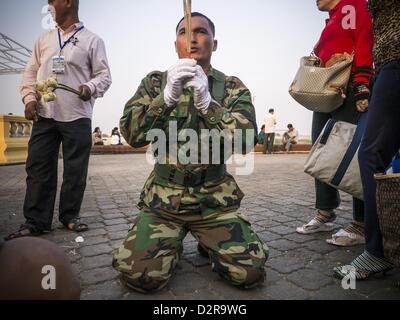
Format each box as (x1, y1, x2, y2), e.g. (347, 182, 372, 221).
(112, 207, 268, 293)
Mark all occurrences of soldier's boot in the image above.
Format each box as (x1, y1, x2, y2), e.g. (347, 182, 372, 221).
(119, 272, 169, 294)
(197, 243, 210, 259)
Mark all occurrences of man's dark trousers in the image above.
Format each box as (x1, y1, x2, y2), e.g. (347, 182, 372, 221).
(263, 133, 275, 154)
(23, 117, 92, 231)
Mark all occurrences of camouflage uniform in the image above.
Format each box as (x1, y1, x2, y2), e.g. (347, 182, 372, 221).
(112, 66, 268, 293)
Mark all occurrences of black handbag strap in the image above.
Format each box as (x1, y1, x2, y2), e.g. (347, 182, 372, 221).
(330, 112, 368, 187)
(320, 119, 336, 145)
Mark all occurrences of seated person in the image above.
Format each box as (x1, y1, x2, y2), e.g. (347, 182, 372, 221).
(258, 125, 266, 145)
(110, 127, 123, 145)
(92, 127, 104, 146)
(282, 124, 298, 152)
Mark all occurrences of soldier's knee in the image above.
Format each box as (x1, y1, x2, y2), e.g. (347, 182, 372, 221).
(113, 253, 174, 293)
(229, 266, 266, 289)
(213, 258, 266, 289)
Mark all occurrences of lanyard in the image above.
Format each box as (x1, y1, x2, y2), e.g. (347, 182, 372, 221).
(58, 26, 84, 54)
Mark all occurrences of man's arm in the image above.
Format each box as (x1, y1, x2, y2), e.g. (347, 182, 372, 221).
(120, 72, 174, 148)
(83, 38, 112, 99)
(20, 38, 41, 121)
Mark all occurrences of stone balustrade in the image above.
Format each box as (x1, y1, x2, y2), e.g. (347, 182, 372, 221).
(0, 114, 31, 165)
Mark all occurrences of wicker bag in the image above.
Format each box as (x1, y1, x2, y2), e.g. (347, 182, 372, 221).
(375, 173, 400, 267)
(289, 54, 353, 113)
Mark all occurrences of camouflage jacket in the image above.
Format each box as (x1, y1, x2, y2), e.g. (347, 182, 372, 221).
(120, 66, 257, 215)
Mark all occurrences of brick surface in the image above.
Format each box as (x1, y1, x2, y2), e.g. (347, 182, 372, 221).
(1, 154, 399, 300)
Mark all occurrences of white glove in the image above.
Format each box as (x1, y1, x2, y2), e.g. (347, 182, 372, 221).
(164, 59, 197, 107)
(184, 65, 212, 113)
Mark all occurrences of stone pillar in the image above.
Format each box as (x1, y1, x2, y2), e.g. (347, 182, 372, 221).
(0, 115, 32, 165)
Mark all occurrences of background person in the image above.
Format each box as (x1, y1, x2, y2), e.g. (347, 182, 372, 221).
(5, 0, 112, 240)
(258, 124, 266, 145)
(110, 127, 122, 145)
(92, 127, 104, 145)
(282, 124, 298, 152)
(334, 0, 400, 280)
(296, 0, 373, 248)
(263, 108, 276, 154)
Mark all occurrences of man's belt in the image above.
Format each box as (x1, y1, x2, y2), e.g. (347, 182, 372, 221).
(154, 164, 227, 187)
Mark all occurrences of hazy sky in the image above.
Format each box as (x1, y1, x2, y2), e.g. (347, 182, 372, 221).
(0, 0, 327, 136)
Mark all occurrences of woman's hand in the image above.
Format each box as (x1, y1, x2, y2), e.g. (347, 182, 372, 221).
(356, 99, 369, 112)
(326, 53, 352, 68)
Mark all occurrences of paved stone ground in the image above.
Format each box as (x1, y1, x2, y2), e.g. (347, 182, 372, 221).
(1, 154, 399, 300)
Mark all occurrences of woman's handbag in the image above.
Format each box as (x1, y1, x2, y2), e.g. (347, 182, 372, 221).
(304, 113, 367, 200)
(289, 54, 354, 113)
(375, 173, 400, 267)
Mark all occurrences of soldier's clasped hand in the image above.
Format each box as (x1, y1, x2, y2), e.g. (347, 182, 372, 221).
(184, 65, 212, 113)
(164, 59, 197, 107)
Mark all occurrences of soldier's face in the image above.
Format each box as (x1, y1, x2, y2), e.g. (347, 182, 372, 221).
(175, 16, 217, 66)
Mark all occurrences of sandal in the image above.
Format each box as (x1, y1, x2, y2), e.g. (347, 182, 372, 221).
(326, 224, 365, 247)
(296, 210, 336, 235)
(334, 251, 394, 280)
(64, 218, 89, 233)
(4, 224, 43, 241)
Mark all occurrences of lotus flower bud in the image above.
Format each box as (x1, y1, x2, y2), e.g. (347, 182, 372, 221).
(43, 92, 56, 102)
(36, 81, 46, 92)
(47, 76, 58, 88)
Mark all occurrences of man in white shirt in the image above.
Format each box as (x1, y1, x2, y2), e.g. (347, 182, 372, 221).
(263, 108, 277, 154)
(282, 123, 299, 152)
(5, 0, 112, 240)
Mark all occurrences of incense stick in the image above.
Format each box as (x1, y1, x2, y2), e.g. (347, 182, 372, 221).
(183, 0, 192, 55)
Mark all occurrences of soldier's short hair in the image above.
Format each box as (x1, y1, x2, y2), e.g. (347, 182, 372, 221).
(176, 12, 216, 37)
(269, 108, 274, 113)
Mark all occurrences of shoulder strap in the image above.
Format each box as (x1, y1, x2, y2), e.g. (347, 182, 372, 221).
(209, 69, 226, 106)
(160, 71, 168, 92)
(330, 112, 368, 187)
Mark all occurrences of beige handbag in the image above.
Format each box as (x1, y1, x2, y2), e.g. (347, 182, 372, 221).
(304, 113, 367, 200)
(289, 54, 354, 113)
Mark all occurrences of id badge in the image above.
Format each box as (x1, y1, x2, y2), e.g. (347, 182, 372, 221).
(52, 56, 66, 74)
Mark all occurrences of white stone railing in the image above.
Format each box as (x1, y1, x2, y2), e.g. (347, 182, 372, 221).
(0, 114, 32, 165)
